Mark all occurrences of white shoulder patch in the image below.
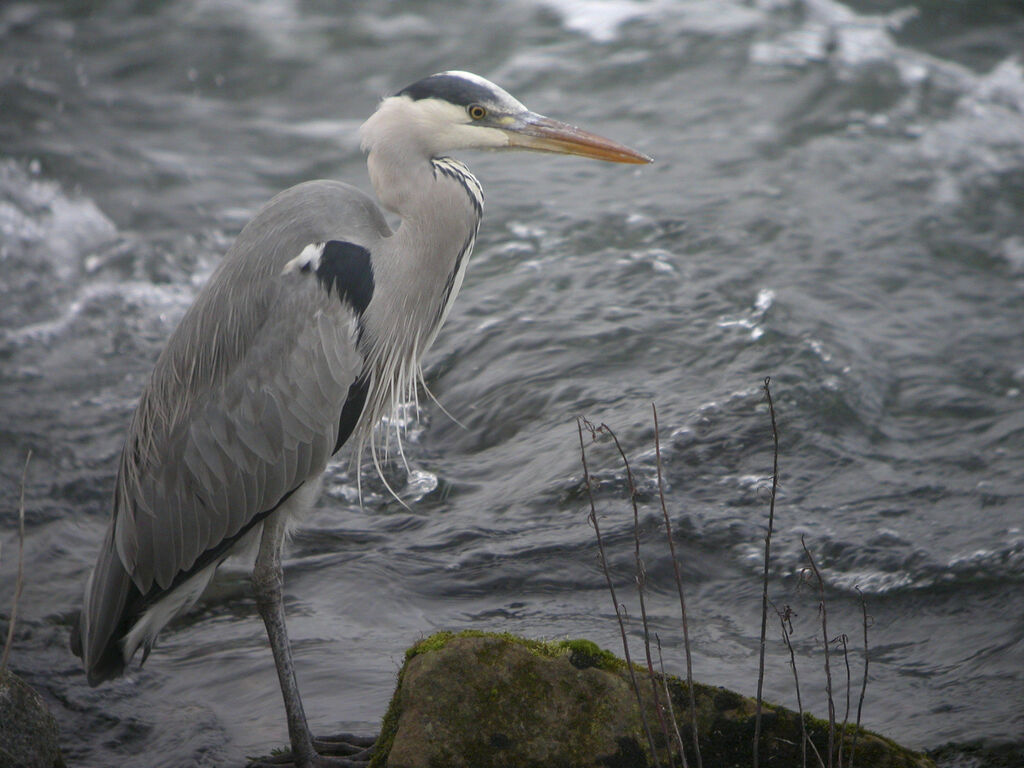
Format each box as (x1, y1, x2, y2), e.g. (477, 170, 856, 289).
(282, 242, 325, 275)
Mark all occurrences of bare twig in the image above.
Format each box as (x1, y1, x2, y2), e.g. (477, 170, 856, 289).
(849, 588, 871, 768)
(653, 403, 702, 768)
(602, 421, 672, 767)
(802, 536, 835, 768)
(807, 732, 828, 768)
(773, 601, 815, 768)
(754, 377, 780, 768)
(836, 633, 851, 768)
(657, 633, 689, 768)
(578, 418, 661, 766)
(1, 450, 31, 672)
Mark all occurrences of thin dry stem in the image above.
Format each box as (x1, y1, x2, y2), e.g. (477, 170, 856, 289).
(657, 633, 689, 768)
(2, 450, 31, 672)
(601, 420, 673, 765)
(802, 536, 835, 768)
(837, 633, 851, 768)
(754, 376, 780, 768)
(807, 733, 828, 768)
(653, 403, 702, 768)
(577, 418, 661, 766)
(849, 588, 871, 768)
(773, 601, 816, 768)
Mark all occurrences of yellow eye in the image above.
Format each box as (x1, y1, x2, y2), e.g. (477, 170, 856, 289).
(468, 104, 487, 120)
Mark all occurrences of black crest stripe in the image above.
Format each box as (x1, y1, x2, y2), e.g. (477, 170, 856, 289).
(396, 73, 498, 107)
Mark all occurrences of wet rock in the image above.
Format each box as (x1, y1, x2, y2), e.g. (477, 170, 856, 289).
(930, 741, 1024, 768)
(0, 669, 64, 768)
(370, 631, 934, 768)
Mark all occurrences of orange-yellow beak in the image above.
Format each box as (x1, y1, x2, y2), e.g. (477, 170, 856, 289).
(504, 112, 652, 164)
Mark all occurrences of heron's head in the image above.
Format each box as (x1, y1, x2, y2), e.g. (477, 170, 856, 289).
(359, 70, 651, 165)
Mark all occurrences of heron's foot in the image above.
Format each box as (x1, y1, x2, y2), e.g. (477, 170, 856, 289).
(313, 732, 376, 763)
(246, 733, 376, 768)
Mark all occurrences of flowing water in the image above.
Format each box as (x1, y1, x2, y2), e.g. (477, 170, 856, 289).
(1, 1, 1023, 765)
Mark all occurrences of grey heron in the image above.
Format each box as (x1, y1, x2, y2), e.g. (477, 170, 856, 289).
(72, 70, 650, 766)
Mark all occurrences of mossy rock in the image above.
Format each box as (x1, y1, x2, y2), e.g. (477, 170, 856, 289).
(0, 669, 65, 768)
(370, 631, 934, 768)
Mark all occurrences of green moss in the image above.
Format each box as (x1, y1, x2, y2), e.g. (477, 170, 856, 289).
(373, 631, 934, 768)
(378, 632, 638, 767)
(404, 630, 455, 659)
(367, 663, 405, 768)
(555, 638, 624, 672)
(402, 630, 625, 670)
(654, 677, 932, 768)
(405, 630, 539, 660)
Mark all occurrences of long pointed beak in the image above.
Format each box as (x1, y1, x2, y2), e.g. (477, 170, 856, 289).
(504, 112, 652, 164)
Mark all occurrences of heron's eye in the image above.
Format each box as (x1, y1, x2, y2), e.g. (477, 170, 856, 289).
(468, 104, 487, 120)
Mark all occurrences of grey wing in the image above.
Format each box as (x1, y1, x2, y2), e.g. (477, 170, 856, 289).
(76, 181, 388, 683)
(114, 181, 387, 595)
(118, 278, 364, 594)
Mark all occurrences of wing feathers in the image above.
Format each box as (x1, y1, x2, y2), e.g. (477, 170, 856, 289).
(236, 395, 277, 465)
(120, 269, 364, 593)
(80, 182, 389, 680)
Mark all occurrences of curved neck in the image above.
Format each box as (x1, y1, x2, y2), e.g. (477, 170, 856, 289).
(363, 142, 483, 336)
(365, 143, 482, 275)
(366, 145, 434, 219)
(356, 144, 484, 447)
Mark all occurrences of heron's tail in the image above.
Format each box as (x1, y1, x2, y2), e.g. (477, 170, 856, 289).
(71, 525, 139, 686)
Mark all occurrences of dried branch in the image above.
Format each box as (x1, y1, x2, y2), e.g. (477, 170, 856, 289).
(773, 601, 817, 768)
(802, 536, 835, 768)
(657, 633, 689, 768)
(601, 420, 672, 766)
(1, 450, 31, 673)
(849, 588, 871, 768)
(577, 418, 660, 766)
(836, 633, 851, 768)
(807, 732, 828, 768)
(653, 403, 702, 768)
(754, 376, 780, 768)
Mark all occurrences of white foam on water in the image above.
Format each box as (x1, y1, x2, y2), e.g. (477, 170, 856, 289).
(0, 159, 118, 282)
(1001, 236, 1024, 274)
(541, 0, 670, 42)
(2, 279, 194, 347)
(749, 0, 913, 67)
(717, 287, 775, 341)
(181, 0, 320, 59)
(539, 0, 766, 42)
(403, 469, 439, 503)
(916, 58, 1024, 207)
(828, 567, 917, 593)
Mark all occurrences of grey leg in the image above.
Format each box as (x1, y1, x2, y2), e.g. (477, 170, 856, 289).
(253, 513, 317, 767)
(248, 510, 375, 768)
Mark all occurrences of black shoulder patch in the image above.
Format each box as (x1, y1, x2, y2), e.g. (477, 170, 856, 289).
(396, 73, 497, 107)
(316, 240, 374, 315)
(334, 374, 369, 454)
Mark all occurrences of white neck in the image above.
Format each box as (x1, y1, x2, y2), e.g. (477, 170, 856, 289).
(359, 94, 502, 217)
(356, 125, 484, 456)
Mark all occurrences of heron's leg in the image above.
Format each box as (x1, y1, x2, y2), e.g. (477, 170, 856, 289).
(252, 512, 317, 767)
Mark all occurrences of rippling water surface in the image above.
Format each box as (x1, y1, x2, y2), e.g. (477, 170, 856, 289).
(2, 1, 1023, 765)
